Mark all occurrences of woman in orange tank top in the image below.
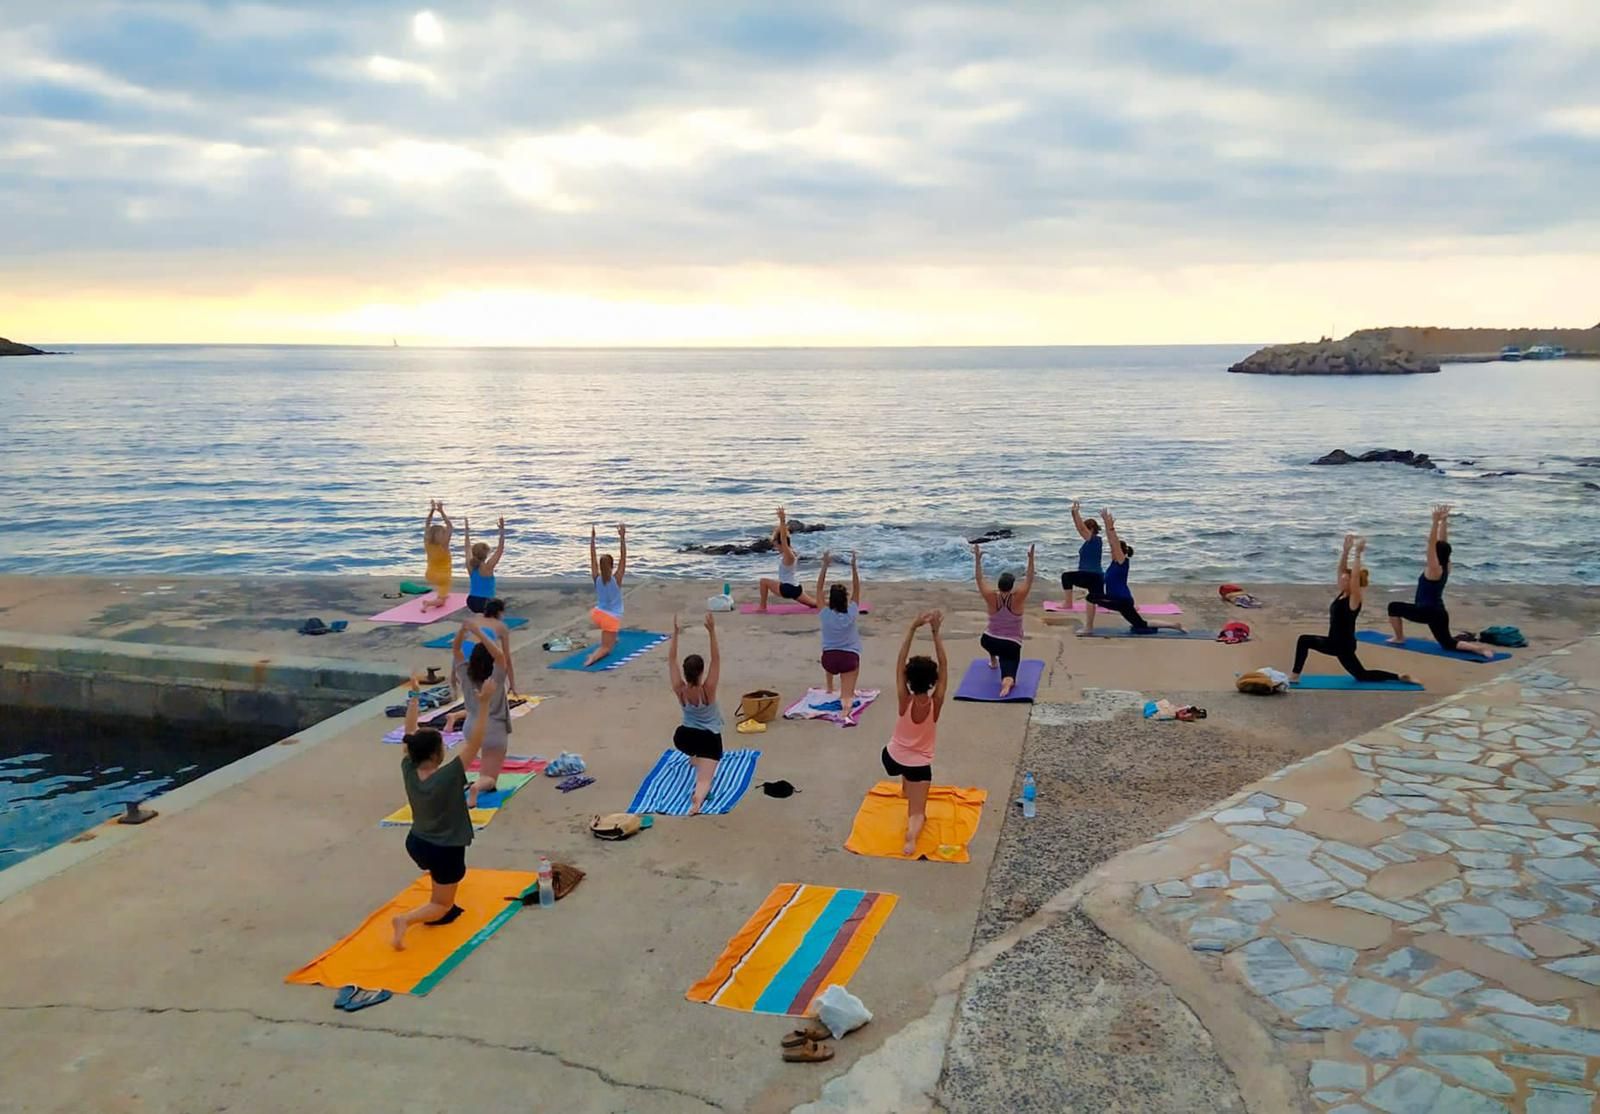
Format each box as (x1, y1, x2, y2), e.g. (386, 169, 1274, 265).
(881, 610, 949, 856)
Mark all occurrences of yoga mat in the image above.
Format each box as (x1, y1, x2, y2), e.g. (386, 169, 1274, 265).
(1079, 628, 1215, 639)
(739, 602, 872, 615)
(686, 883, 898, 1015)
(369, 593, 469, 624)
(1044, 599, 1182, 615)
(1355, 630, 1511, 663)
(469, 755, 546, 774)
(421, 617, 530, 649)
(953, 658, 1045, 703)
(626, 748, 761, 816)
(547, 629, 668, 672)
(844, 781, 988, 863)
(384, 726, 463, 745)
(1291, 675, 1425, 691)
(783, 687, 881, 724)
(286, 869, 537, 995)
(381, 772, 535, 829)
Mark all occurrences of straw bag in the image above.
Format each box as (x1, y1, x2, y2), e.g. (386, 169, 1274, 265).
(738, 690, 780, 724)
(590, 813, 643, 840)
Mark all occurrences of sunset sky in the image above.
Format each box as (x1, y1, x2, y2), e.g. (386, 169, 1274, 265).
(4, 1, 1598, 346)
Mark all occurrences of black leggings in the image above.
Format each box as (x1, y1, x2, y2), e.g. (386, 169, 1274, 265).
(1388, 601, 1458, 651)
(1092, 595, 1150, 632)
(980, 633, 1022, 680)
(1293, 636, 1401, 682)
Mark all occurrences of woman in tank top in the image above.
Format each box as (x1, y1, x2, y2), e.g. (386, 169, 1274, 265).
(881, 611, 949, 857)
(584, 523, 628, 668)
(973, 541, 1036, 697)
(462, 514, 507, 614)
(450, 617, 513, 806)
(758, 506, 818, 610)
(1290, 535, 1414, 685)
(1386, 505, 1495, 659)
(420, 500, 455, 612)
(1077, 509, 1187, 636)
(668, 612, 723, 815)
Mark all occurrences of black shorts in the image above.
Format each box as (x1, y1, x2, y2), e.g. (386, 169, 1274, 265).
(881, 746, 932, 782)
(466, 595, 490, 614)
(778, 581, 803, 600)
(406, 831, 467, 886)
(1061, 570, 1103, 595)
(674, 725, 724, 761)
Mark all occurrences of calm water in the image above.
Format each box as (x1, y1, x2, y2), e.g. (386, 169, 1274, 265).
(1, 345, 1596, 585)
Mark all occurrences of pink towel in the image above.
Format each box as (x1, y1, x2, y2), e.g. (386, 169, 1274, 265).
(1044, 599, 1182, 616)
(368, 592, 469, 624)
(739, 602, 872, 615)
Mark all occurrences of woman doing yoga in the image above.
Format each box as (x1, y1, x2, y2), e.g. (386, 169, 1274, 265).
(584, 524, 627, 668)
(1059, 500, 1104, 618)
(420, 501, 454, 612)
(884, 611, 949, 857)
(1079, 510, 1185, 636)
(1387, 505, 1496, 659)
(668, 612, 723, 815)
(974, 541, 1035, 697)
(1290, 535, 1414, 685)
(816, 549, 865, 725)
(463, 515, 506, 615)
(758, 507, 817, 610)
(451, 617, 513, 807)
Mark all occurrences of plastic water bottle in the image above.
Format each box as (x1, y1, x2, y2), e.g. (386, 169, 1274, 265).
(723, 581, 731, 597)
(538, 856, 555, 908)
(1020, 772, 1037, 819)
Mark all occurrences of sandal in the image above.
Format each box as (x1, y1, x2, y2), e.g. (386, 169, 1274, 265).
(780, 1020, 831, 1048)
(782, 1039, 834, 1063)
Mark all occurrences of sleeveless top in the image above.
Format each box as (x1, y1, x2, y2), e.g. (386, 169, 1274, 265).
(778, 555, 799, 586)
(455, 661, 511, 748)
(594, 575, 624, 616)
(425, 542, 451, 581)
(468, 563, 495, 598)
(1078, 534, 1103, 573)
(820, 602, 862, 654)
(1416, 566, 1448, 609)
(886, 700, 938, 767)
(681, 688, 724, 733)
(1328, 593, 1360, 645)
(1103, 559, 1132, 600)
(985, 592, 1024, 643)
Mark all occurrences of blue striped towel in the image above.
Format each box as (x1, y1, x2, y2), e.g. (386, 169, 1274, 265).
(626, 748, 761, 816)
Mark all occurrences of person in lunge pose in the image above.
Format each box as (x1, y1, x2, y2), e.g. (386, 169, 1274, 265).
(1386, 504, 1495, 659)
(1289, 535, 1414, 685)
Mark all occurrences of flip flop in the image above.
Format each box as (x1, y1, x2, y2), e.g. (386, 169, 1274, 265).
(781, 1021, 832, 1048)
(782, 1039, 834, 1063)
(340, 988, 393, 1012)
(333, 984, 358, 1009)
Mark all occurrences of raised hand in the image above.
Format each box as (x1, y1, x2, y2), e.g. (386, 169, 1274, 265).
(672, 614, 681, 635)
(1343, 533, 1355, 548)
(929, 609, 944, 632)
(704, 612, 715, 633)
(850, 550, 858, 565)
(498, 516, 505, 529)
(617, 523, 627, 537)
(463, 515, 469, 530)
(1071, 499, 1080, 513)
(1355, 537, 1368, 553)
(1101, 509, 1114, 527)
(1027, 543, 1036, 559)
(971, 543, 982, 558)
(820, 549, 832, 564)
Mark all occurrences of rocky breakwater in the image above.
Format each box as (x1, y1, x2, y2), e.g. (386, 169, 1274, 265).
(0, 337, 45, 357)
(1312, 448, 1437, 470)
(1229, 338, 1440, 376)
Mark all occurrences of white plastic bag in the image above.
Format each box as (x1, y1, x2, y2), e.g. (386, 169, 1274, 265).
(815, 983, 872, 1039)
(706, 594, 735, 612)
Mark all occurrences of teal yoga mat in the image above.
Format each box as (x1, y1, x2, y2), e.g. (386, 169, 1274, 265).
(1355, 630, 1510, 663)
(422, 617, 529, 649)
(1291, 675, 1424, 691)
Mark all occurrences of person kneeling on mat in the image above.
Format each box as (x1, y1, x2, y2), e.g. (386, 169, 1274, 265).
(393, 668, 487, 949)
(669, 612, 724, 815)
(882, 612, 949, 857)
(584, 523, 627, 668)
(1059, 500, 1104, 620)
(1081, 509, 1185, 636)
(974, 541, 1035, 697)
(758, 506, 818, 611)
(816, 549, 865, 725)
(1290, 535, 1414, 685)
(1386, 504, 1496, 660)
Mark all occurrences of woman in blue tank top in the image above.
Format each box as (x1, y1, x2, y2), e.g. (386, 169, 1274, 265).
(1076, 509, 1187, 636)
(668, 612, 723, 815)
(584, 524, 628, 668)
(462, 515, 506, 614)
(1386, 505, 1496, 658)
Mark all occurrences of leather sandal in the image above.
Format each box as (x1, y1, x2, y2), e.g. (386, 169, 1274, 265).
(782, 1039, 834, 1063)
(780, 1020, 831, 1048)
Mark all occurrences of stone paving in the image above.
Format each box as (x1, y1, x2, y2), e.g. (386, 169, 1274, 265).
(1114, 639, 1600, 1112)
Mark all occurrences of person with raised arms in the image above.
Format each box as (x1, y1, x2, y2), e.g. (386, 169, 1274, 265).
(882, 611, 949, 857)
(1387, 504, 1496, 659)
(419, 500, 455, 612)
(816, 549, 864, 725)
(462, 515, 507, 615)
(668, 612, 723, 815)
(1059, 500, 1103, 620)
(584, 523, 627, 668)
(1080, 509, 1187, 636)
(757, 506, 818, 611)
(974, 541, 1035, 696)
(450, 616, 513, 807)
(1290, 535, 1414, 685)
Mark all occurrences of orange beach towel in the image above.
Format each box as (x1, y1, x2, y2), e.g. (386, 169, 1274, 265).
(844, 781, 989, 863)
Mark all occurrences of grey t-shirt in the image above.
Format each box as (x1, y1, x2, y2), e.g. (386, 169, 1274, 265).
(402, 755, 475, 847)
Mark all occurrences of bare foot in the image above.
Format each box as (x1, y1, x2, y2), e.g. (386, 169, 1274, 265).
(902, 840, 917, 857)
(1400, 674, 1416, 684)
(1387, 636, 1406, 645)
(1173, 623, 1187, 634)
(467, 782, 480, 808)
(391, 915, 408, 951)
(1075, 628, 1093, 637)
(987, 657, 998, 669)
(688, 802, 703, 816)
(1288, 673, 1301, 684)
(999, 678, 1014, 697)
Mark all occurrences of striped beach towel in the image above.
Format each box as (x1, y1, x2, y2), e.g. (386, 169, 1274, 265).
(687, 883, 898, 1015)
(548, 629, 668, 672)
(626, 748, 761, 816)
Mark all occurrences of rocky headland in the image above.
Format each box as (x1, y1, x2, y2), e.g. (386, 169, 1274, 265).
(0, 337, 45, 357)
(1229, 337, 1438, 376)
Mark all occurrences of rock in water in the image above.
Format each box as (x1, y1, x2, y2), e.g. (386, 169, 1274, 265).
(1229, 338, 1439, 376)
(968, 528, 1014, 545)
(0, 336, 45, 357)
(682, 520, 828, 555)
(1312, 449, 1437, 470)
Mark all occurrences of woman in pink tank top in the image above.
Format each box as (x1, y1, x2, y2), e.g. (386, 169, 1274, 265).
(881, 611, 949, 856)
(974, 541, 1035, 697)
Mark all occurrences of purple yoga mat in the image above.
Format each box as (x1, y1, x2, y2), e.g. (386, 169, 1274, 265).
(953, 658, 1045, 703)
(739, 602, 872, 615)
(1044, 600, 1182, 615)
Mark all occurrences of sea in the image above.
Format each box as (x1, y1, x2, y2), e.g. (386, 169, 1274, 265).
(1, 344, 1596, 586)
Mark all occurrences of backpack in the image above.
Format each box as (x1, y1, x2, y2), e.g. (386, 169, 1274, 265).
(1217, 621, 1251, 645)
(1236, 669, 1285, 696)
(1478, 625, 1527, 648)
(590, 813, 644, 840)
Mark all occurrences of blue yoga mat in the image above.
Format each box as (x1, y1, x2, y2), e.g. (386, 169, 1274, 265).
(421, 617, 529, 649)
(626, 748, 761, 815)
(548, 628, 668, 672)
(1355, 630, 1510, 663)
(953, 658, 1045, 702)
(1291, 675, 1424, 691)
(1080, 628, 1215, 640)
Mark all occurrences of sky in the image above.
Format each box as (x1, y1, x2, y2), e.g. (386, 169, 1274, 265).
(2, 0, 1598, 346)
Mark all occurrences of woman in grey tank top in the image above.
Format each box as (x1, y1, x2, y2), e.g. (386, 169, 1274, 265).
(668, 612, 724, 815)
(758, 506, 818, 610)
(451, 619, 513, 807)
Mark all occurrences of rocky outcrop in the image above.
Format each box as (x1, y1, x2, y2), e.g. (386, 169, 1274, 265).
(0, 337, 45, 357)
(968, 528, 1014, 545)
(682, 520, 828, 556)
(1311, 448, 1437, 470)
(1230, 338, 1439, 376)
(1348, 325, 1600, 360)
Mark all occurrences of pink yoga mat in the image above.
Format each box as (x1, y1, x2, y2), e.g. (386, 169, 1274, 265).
(739, 602, 872, 615)
(368, 592, 469, 624)
(1044, 600, 1182, 616)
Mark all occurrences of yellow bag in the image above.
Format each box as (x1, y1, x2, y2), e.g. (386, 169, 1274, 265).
(738, 689, 780, 724)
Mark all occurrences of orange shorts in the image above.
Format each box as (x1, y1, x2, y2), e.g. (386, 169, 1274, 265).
(590, 607, 622, 633)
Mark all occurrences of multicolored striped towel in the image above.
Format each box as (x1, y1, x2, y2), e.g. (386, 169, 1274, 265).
(626, 748, 760, 815)
(686, 883, 897, 1015)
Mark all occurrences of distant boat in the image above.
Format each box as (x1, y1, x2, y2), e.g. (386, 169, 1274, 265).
(1525, 345, 1557, 360)
(391, 338, 399, 348)
(1553, 345, 1567, 359)
(1500, 345, 1522, 362)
